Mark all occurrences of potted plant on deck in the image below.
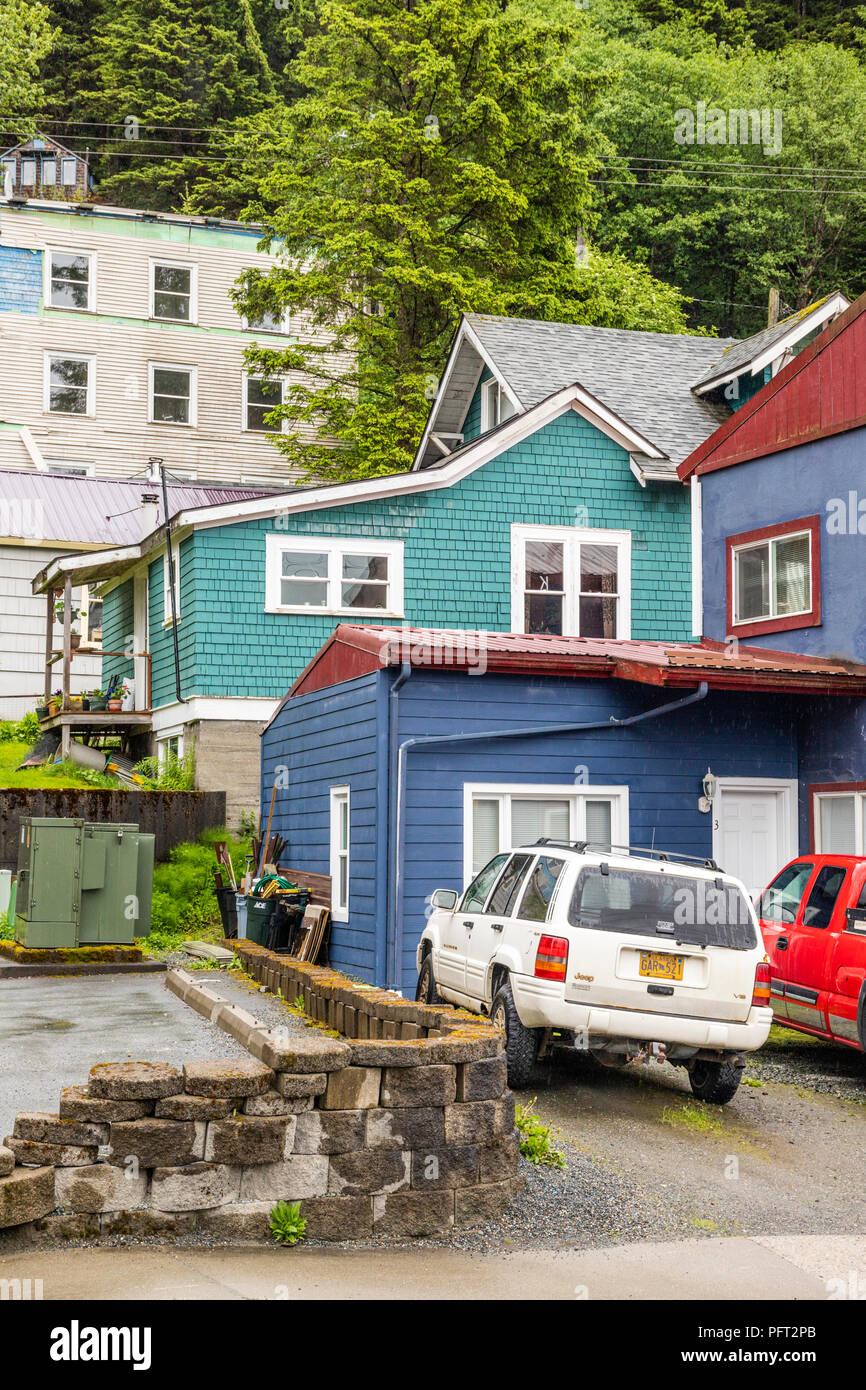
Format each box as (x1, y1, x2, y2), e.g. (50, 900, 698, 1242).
(88, 689, 107, 711)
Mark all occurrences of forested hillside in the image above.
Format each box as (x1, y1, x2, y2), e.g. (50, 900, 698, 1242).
(3, 0, 863, 474)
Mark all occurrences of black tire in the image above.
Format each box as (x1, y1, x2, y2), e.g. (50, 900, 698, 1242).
(415, 951, 442, 1005)
(491, 978, 539, 1089)
(688, 1059, 742, 1105)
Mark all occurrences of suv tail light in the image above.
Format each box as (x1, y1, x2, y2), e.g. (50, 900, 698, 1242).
(752, 960, 771, 1009)
(536, 935, 568, 982)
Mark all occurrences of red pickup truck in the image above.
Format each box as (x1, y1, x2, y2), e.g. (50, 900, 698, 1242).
(756, 855, 866, 1051)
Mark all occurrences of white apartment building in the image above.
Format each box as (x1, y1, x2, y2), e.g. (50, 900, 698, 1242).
(0, 193, 335, 486)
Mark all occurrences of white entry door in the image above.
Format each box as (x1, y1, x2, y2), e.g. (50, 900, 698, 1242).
(712, 779, 798, 900)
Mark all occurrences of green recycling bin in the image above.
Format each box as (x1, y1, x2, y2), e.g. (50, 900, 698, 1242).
(245, 896, 277, 946)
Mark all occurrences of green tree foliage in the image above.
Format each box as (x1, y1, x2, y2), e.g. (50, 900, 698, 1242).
(37, 0, 105, 135)
(204, 0, 692, 481)
(579, 8, 866, 335)
(634, 0, 865, 50)
(0, 0, 53, 118)
(87, 0, 275, 209)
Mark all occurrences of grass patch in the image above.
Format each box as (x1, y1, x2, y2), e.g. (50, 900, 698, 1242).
(0, 740, 118, 789)
(761, 1023, 820, 1051)
(692, 1217, 718, 1232)
(660, 1101, 723, 1134)
(141, 829, 251, 959)
(515, 1098, 566, 1168)
(741, 1076, 764, 1088)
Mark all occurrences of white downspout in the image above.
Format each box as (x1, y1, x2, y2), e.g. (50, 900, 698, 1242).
(690, 475, 703, 639)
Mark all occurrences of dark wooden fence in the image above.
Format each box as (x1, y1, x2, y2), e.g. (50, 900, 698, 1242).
(0, 789, 227, 870)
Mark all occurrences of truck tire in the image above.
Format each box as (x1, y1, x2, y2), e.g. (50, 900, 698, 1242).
(688, 1059, 742, 1105)
(415, 951, 442, 1005)
(491, 978, 539, 1089)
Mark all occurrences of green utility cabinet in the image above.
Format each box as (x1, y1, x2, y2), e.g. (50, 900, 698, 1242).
(14, 818, 154, 948)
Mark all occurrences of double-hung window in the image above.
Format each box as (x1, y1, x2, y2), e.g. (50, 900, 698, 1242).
(244, 375, 284, 432)
(44, 352, 94, 416)
(150, 260, 197, 322)
(149, 363, 196, 426)
(465, 783, 629, 878)
(480, 377, 516, 432)
(330, 786, 350, 921)
(812, 786, 866, 856)
(728, 517, 820, 637)
(46, 248, 94, 311)
(511, 524, 630, 638)
(244, 306, 290, 335)
(79, 587, 103, 649)
(265, 535, 404, 616)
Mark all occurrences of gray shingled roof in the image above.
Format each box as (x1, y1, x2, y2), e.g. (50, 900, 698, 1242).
(691, 295, 843, 390)
(463, 314, 736, 475)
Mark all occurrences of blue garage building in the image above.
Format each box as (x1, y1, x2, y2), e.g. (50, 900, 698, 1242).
(260, 625, 866, 993)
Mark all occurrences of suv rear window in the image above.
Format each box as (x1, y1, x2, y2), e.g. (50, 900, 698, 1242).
(567, 866, 757, 950)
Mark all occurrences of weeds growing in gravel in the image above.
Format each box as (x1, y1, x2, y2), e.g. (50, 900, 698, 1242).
(660, 1101, 722, 1133)
(515, 1099, 566, 1168)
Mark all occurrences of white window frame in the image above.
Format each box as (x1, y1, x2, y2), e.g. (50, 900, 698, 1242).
(20, 158, 36, 186)
(463, 782, 630, 885)
(480, 376, 517, 432)
(163, 542, 181, 625)
(510, 523, 631, 639)
(157, 731, 185, 766)
(732, 529, 813, 626)
(44, 458, 96, 477)
(265, 533, 404, 617)
(242, 306, 291, 336)
(60, 158, 77, 187)
(148, 362, 198, 428)
(78, 585, 103, 650)
(330, 785, 350, 921)
(44, 246, 96, 312)
(814, 790, 866, 856)
(149, 258, 198, 324)
(43, 351, 95, 417)
(242, 372, 286, 434)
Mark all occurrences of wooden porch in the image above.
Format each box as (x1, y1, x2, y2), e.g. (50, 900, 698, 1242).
(41, 575, 153, 758)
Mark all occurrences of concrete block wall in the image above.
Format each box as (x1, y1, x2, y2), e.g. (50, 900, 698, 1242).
(0, 957, 522, 1243)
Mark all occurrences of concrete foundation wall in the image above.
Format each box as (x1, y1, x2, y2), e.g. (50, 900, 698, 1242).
(184, 719, 264, 830)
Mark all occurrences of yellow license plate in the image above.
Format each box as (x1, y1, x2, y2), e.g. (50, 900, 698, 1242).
(639, 951, 684, 981)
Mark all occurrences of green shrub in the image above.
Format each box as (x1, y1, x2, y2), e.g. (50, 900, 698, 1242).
(133, 750, 195, 791)
(144, 829, 250, 956)
(269, 1200, 306, 1246)
(0, 712, 40, 744)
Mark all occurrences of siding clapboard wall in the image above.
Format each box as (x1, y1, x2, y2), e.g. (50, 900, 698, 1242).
(0, 205, 350, 483)
(261, 672, 382, 982)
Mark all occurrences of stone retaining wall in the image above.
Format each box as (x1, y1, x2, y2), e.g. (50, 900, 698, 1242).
(0, 961, 522, 1244)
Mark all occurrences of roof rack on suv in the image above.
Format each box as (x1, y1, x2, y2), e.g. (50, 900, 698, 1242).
(533, 839, 721, 872)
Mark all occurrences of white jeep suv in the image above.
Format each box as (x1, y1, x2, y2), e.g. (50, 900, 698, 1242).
(416, 841, 773, 1104)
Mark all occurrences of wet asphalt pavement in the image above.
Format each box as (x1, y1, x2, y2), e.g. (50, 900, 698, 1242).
(0, 971, 254, 1140)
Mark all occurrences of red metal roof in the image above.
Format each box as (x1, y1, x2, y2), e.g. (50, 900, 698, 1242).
(276, 625, 866, 715)
(678, 290, 866, 481)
